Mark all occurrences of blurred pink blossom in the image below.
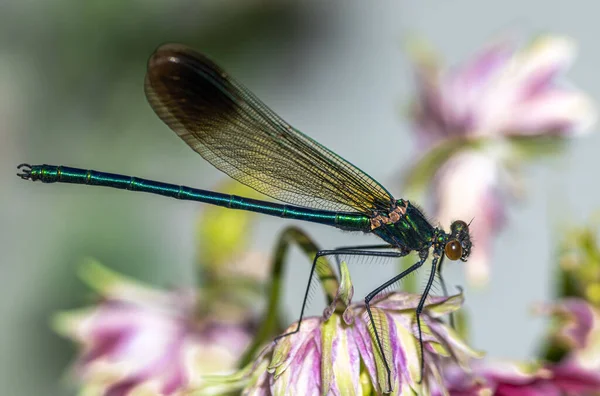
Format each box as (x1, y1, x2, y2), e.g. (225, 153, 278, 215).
(54, 261, 253, 396)
(432, 298, 600, 395)
(407, 35, 596, 285)
(433, 359, 600, 396)
(540, 298, 600, 371)
(432, 151, 505, 283)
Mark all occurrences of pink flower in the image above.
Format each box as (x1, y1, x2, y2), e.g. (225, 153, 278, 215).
(406, 35, 596, 285)
(197, 262, 482, 395)
(53, 260, 253, 396)
(540, 298, 600, 371)
(433, 299, 600, 395)
(434, 359, 600, 396)
(431, 151, 505, 283)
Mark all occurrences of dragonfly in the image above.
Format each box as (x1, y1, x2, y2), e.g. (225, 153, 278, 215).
(18, 44, 472, 391)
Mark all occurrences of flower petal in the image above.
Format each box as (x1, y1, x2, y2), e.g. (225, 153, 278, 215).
(268, 318, 321, 377)
(550, 358, 600, 394)
(504, 90, 596, 136)
(511, 36, 575, 94)
(326, 315, 361, 395)
(389, 313, 421, 394)
(353, 315, 381, 390)
(433, 151, 504, 285)
(273, 336, 321, 395)
(323, 261, 355, 323)
(367, 308, 397, 393)
(428, 320, 485, 369)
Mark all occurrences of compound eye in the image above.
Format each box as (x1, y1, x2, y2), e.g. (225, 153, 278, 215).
(444, 240, 463, 261)
(451, 220, 469, 233)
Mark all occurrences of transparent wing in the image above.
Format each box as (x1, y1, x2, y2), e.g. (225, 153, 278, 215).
(145, 44, 394, 213)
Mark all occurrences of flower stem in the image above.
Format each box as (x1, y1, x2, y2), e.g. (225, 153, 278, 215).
(238, 226, 338, 367)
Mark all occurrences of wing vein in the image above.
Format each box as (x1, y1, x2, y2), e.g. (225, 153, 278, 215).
(144, 44, 395, 214)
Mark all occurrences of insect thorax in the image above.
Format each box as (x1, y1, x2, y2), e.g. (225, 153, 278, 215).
(371, 200, 436, 251)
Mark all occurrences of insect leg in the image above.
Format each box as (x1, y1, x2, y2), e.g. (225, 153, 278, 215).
(415, 253, 440, 384)
(331, 244, 396, 272)
(335, 244, 394, 250)
(435, 254, 455, 328)
(274, 248, 408, 342)
(364, 250, 429, 393)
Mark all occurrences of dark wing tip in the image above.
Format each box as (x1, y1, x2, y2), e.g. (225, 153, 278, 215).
(147, 44, 211, 72)
(145, 44, 228, 86)
(144, 44, 239, 140)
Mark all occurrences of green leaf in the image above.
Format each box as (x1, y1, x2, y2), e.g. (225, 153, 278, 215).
(196, 180, 262, 269)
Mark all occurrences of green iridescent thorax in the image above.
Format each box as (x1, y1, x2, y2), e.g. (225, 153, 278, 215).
(372, 200, 436, 251)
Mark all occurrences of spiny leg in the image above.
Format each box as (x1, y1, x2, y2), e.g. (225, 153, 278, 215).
(436, 254, 449, 297)
(332, 244, 396, 272)
(435, 254, 455, 328)
(335, 244, 394, 251)
(415, 253, 440, 384)
(364, 250, 429, 393)
(274, 248, 409, 343)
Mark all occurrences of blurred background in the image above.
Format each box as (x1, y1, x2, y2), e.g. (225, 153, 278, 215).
(3, 1, 600, 394)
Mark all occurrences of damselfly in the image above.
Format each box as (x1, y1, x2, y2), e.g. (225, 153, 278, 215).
(18, 44, 472, 392)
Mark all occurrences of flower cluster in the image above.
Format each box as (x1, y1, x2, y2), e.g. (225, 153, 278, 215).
(430, 225, 600, 396)
(53, 261, 254, 396)
(406, 35, 596, 284)
(434, 358, 600, 396)
(542, 298, 600, 373)
(197, 262, 482, 395)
